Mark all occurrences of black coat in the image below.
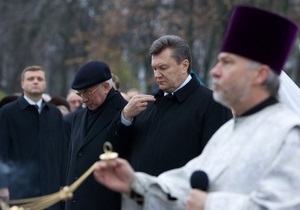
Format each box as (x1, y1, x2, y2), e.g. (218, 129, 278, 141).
(0, 162, 9, 188)
(63, 105, 84, 146)
(0, 96, 66, 210)
(108, 75, 232, 176)
(65, 90, 127, 210)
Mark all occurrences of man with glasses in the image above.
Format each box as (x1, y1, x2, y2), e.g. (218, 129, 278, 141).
(65, 60, 127, 210)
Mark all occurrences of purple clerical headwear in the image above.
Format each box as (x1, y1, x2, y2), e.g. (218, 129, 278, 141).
(221, 6, 298, 74)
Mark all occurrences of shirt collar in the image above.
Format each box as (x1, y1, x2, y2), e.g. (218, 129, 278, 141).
(24, 95, 43, 108)
(164, 74, 192, 96)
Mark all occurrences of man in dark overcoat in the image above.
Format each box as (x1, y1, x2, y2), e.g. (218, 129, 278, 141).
(107, 35, 232, 178)
(65, 61, 127, 210)
(0, 65, 66, 210)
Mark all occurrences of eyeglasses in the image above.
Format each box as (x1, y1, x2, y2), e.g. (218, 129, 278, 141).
(76, 84, 101, 98)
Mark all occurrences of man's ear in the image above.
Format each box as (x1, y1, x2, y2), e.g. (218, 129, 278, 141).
(253, 65, 270, 85)
(20, 80, 24, 89)
(103, 82, 111, 91)
(181, 59, 189, 73)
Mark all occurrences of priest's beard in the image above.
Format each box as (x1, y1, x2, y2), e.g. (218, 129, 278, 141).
(213, 91, 230, 108)
(213, 85, 251, 111)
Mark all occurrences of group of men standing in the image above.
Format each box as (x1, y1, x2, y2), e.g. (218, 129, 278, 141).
(0, 36, 231, 210)
(1, 4, 300, 210)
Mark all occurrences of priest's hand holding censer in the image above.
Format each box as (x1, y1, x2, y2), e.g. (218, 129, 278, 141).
(4, 142, 118, 210)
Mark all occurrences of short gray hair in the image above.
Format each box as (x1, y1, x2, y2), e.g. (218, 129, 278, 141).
(247, 60, 279, 97)
(264, 69, 280, 97)
(105, 78, 114, 89)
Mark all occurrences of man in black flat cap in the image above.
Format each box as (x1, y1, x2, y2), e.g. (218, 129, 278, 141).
(65, 61, 127, 210)
(93, 5, 300, 210)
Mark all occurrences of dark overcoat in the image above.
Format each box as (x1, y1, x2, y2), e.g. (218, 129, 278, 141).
(0, 96, 66, 210)
(65, 90, 127, 210)
(108, 75, 232, 176)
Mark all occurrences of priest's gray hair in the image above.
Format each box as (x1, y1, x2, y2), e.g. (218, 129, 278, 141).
(248, 60, 280, 97)
(264, 69, 280, 97)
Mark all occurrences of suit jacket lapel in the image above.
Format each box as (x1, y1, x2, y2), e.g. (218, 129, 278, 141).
(80, 103, 116, 149)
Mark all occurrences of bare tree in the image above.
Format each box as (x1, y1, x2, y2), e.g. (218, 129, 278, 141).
(0, 0, 299, 98)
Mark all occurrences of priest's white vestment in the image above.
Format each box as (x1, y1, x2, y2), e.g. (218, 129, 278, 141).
(123, 103, 300, 210)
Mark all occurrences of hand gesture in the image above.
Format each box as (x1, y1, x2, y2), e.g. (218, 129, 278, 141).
(93, 158, 134, 193)
(122, 94, 156, 121)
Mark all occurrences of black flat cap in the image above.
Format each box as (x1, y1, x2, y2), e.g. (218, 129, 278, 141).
(71, 61, 112, 90)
